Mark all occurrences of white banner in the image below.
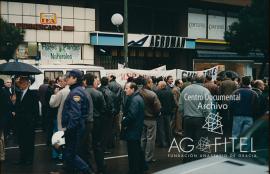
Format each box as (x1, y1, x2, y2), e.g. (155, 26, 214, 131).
(150, 65, 166, 71)
(177, 66, 219, 80)
(100, 68, 176, 86)
(101, 66, 219, 86)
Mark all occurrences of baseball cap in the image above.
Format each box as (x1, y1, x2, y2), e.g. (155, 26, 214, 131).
(66, 69, 83, 79)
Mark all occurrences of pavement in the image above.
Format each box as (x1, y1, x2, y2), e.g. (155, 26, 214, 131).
(1, 130, 183, 174)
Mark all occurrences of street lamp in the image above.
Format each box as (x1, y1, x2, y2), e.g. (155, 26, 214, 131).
(111, 13, 123, 32)
(111, 12, 128, 68)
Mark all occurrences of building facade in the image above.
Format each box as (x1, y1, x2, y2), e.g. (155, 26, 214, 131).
(0, 1, 95, 65)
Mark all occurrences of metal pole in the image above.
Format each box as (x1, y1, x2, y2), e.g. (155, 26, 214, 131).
(124, 0, 128, 68)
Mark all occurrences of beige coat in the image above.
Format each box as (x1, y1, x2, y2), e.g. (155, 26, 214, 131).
(49, 86, 70, 130)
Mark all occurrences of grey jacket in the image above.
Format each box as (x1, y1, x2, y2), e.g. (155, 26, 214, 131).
(179, 83, 212, 118)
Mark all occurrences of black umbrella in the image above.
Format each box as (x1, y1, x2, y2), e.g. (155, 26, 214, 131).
(0, 62, 42, 75)
(218, 70, 239, 79)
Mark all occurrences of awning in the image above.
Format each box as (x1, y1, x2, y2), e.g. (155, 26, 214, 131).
(196, 50, 264, 60)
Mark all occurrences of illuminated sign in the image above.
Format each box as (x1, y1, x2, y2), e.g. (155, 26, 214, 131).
(40, 13, 57, 24)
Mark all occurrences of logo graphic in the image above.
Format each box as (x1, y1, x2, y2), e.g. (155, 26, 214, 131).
(203, 112, 223, 134)
(196, 137, 211, 153)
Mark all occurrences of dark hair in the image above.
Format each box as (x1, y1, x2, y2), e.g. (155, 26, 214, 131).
(156, 76, 164, 84)
(187, 76, 192, 82)
(55, 76, 63, 84)
(128, 82, 138, 91)
(205, 75, 212, 81)
(242, 76, 251, 86)
(225, 72, 233, 79)
(216, 76, 223, 81)
(49, 79, 55, 86)
(151, 76, 157, 84)
(83, 73, 95, 86)
(174, 79, 181, 86)
(0, 78, 4, 88)
(43, 77, 49, 84)
(166, 75, 173, 82)
(182, 76, 187, 82)
(134, 76, 145, 86)
(101, 76, 109, 86)
(110, 75, 116, 81)
(127, 77, 134, 82)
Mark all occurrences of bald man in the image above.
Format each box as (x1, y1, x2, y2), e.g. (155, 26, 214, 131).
(156, 81, 176, 147)
(252, 80, 268, 118)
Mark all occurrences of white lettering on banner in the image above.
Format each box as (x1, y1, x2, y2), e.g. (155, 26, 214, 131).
(41, 43, 81, 60)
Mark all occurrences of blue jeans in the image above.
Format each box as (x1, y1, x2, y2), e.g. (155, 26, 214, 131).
(232, 116, 253, 138)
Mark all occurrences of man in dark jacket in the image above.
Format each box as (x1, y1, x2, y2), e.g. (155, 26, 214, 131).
(108, 75, 123, 140)
(230, 76, 259, 138)
(62, 70, 93, 174)
(156, 81, 176, 147)
(219, 73, 238, 136)
(1, 78, 14, 140)
(252, 80, 268, 118)
(0, 88, 8, 163)
(122, 82, 145, 174)
(14, 76, 39, 165)
(98, 77, 116, 150)
(84, 73, 106, 174)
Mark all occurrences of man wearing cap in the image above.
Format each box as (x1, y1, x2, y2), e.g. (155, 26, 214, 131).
(62, 69, 93, 174)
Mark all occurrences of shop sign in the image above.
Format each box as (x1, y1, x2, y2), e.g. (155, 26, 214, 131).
(40, 13, 57, 24)
(90, 32, 195, 49)
(208, 15, 225, 40)
(41, 43, 81, 60)
(188, 13, 207, 39)
(10, 23, 74, 31)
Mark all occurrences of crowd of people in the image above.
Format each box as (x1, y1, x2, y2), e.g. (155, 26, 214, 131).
(0, 70, 269, 174)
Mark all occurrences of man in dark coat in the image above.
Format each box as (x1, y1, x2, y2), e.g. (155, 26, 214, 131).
(1, 78, 14, 140)
(14, 76, 39, 165)
(84, 73, 106, 174)
(98, 77, 116, 150)
(122, 82, 145, 174)
(0, 88, 8, 163)
(108, 75, 123, 140)
(156, 81, 176, 147)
